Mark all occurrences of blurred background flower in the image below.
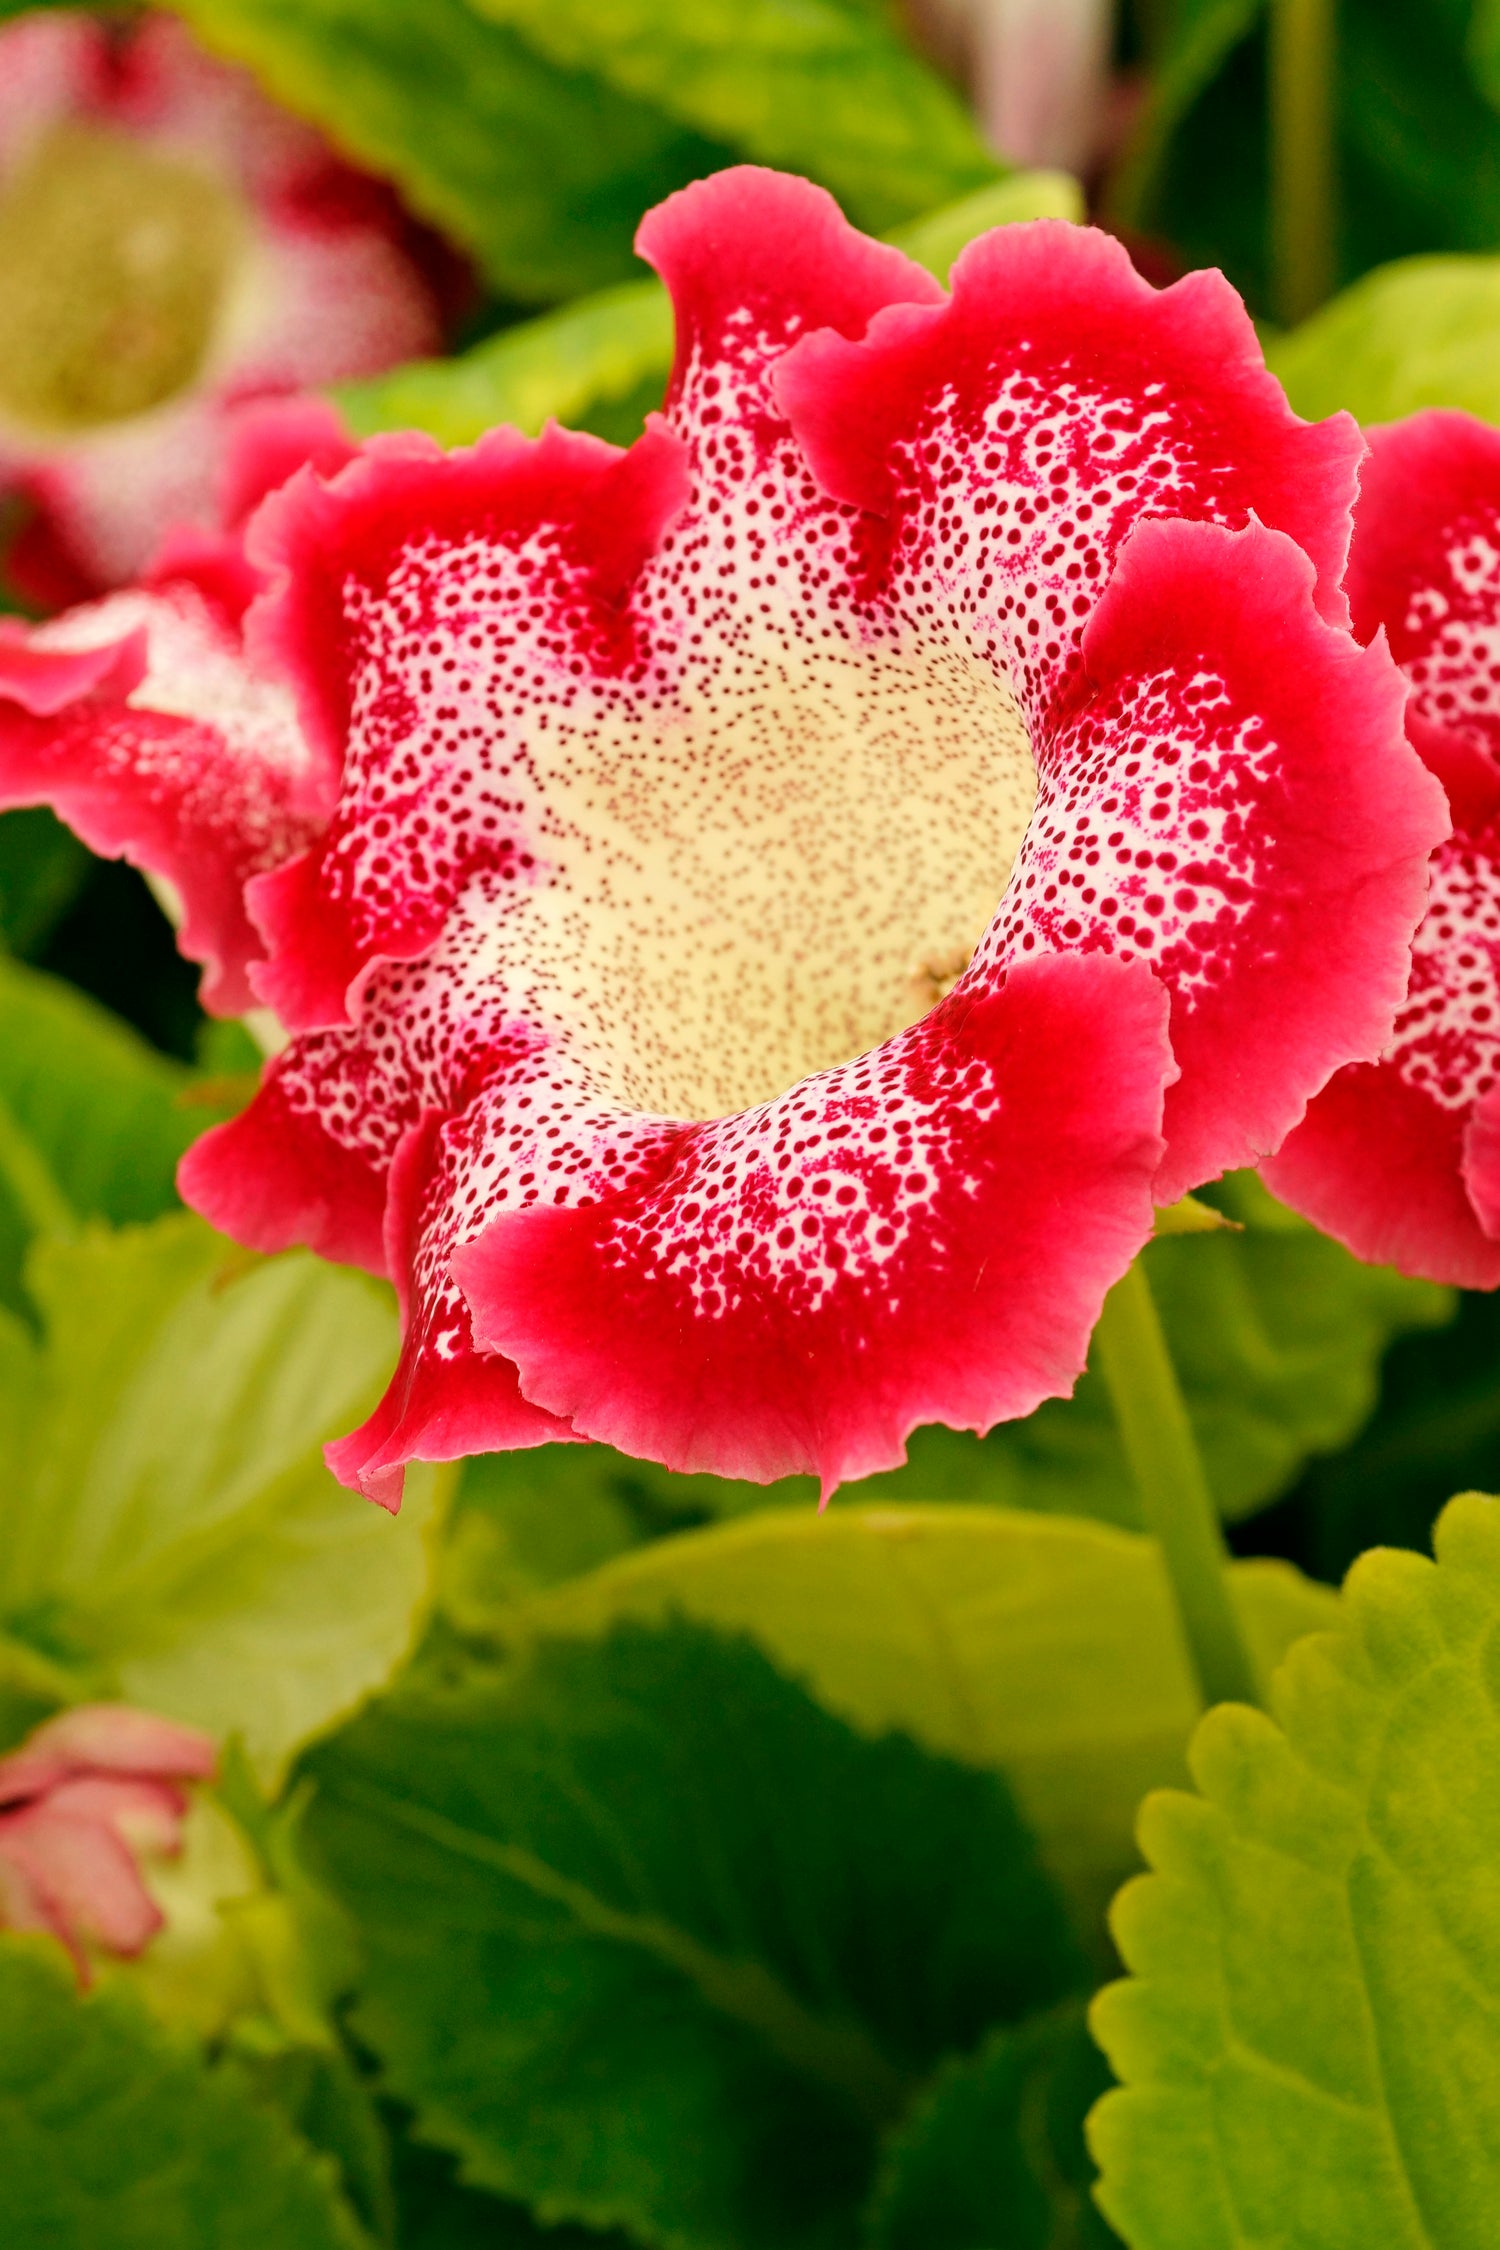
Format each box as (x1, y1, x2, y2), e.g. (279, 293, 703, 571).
(0, 10, 452, 607)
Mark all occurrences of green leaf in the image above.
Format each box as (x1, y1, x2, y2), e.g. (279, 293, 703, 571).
(455, 1504, 1336, 1935)
(868, 2006, 1118, 2250)
(164, 0, 733, 302)
(337, 171, 1083, 452)
(302, 1617, 1088, 2250)
(389, 2116, 638, 2248)
(1268, 253, 1500, 426)
(461, 0, 1000, 236)
(0, 1935, 365, 2249)
(0, 1214, 439, 1784)
(1089, 1491, 1500, 2250)
(0, 954, 210, 1321)
(0, 806, 90, 956)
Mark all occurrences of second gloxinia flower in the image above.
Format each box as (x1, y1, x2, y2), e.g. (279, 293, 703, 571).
(0, 8, 445, 601)
(1, 169, 1449, 1500)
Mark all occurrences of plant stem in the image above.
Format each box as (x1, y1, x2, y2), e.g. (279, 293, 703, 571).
(1094, 1257, 1264, 1710)
(1269, 0, 1336, 325)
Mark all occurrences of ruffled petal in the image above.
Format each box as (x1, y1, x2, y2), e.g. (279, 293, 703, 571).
(1266, 715, 1500, 1283)
(1265, 410, 1500, 1283)
(170, 169, 1440, 1496)
(980, 516, 1445, 1199)
(449, 952, 1169, 1490)
(0, 555, 329, 1014)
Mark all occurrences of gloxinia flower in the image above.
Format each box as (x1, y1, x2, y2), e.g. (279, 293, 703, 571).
(0, 394, 355, 1011)
(0, 170, 1446, 1501)
(0, 1703, 215, 1978)
(1265, 409, 1500, 1287)
(0, 8, 443, 600)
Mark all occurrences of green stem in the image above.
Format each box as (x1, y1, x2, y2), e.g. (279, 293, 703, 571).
(1094, 1258, 1264, 1710)
(1269, 0, 1337, 326)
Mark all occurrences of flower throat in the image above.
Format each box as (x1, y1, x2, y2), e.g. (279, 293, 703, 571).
(0, 124, 242, 432)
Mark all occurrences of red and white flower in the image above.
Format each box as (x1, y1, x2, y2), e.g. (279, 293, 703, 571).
(0, 170, 1447, 1500)
(0, 394, 355, 1012)
(0, 1703, 215, 1978)
(1266, 409, 1500, 1286)
(0, 9, 443, 601)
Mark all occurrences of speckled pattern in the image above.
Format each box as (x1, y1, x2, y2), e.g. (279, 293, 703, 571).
(0, 540, 329, 1013)
(1268, 408, 1500, 1286)
(175, 171, 1440, 1494)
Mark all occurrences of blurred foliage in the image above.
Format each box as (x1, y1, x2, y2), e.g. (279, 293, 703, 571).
(1268, 252, 1500, 424)
(1114, 0, 1500, 315)
(165, 0, 998, 303)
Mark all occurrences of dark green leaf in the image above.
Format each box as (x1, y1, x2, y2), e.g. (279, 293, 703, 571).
(868, 2007, 1118, 2250)
(478, 1506, 1336, 1938)
(302, 1618, 1087, 2250)
(462, 0, 1000, 235)
(390, 2124, 633, 2250)
(166, 0, 734, 301)
(0, 1936, 365, 2249)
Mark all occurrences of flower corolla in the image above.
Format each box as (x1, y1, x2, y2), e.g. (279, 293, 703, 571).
(0, 169, 1448, 1501)
(0, 9, 443, 600)
(1267, 408, 1500, 1285)
(0, 1703, 216, 1977)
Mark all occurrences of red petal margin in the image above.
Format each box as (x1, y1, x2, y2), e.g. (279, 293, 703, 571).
(448, 953, 1169, 1493)
(1265, 717, 1500, 1286)
(324, 1110, 575, 1509)
(178, 1036, 392, 1275)
(0, 576, 327, 1015)
(243, 421, 693, 1031)
(636, 165, 944, 407)
(773, 214, 1363, 732)
(1265, 410, 1500, 1285)
(1345, 409, 1500, 766)
(977, 517, 1447, 1202)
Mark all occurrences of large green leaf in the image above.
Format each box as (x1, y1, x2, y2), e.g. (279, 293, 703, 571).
(337, 172, 1083, 451)
(0, 1936, 364, 2249)
(165, 0, 733, 302)
(0, 1215, 438, 1781)
(461, 0, 999, 236)
(1268, 253, 1500, 426)
(1089, 1492, 1500, 2249)
(451, 1504, 1336, 1934)
(302, 1617, 1088, 2250)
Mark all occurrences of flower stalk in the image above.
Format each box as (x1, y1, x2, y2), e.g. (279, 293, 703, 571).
(1269, 0, 1336, 325)
(1094, 1255, 1264, 1710)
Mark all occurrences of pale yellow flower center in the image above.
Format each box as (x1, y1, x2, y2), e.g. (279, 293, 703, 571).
(0, 124, 243, 432)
